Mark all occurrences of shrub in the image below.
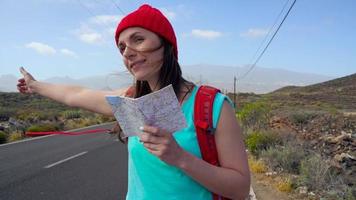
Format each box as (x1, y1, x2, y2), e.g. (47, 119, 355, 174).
(276, 177, 293, 193)
(27, 124, 59, 132)
(0, 131, 7, 144)
(327, 185, 356, 200)
(298, 154, 333, 191)
(8, 132, 24, 142)
(64, 119, 82, 130)
(345, 187, 356, 200)
(64, 118, 99, 130)
(289, 111, 318, 131)
(62, 110, 82, 119)
(237, 101, 271, 131)
(260, 142, 306, 174)
(95, 114, 115, 123)
(80, 118, 97, 126)
(248, 157, 267, 173)
(0, 108, 15, 121)
(245, 130, 281, 157)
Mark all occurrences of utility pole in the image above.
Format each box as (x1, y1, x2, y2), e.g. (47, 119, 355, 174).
(234, 76, 237, 112)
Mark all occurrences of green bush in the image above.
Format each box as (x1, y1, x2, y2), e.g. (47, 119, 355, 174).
(0, 131, 7, 144)
(237, 101, 271, 131)
(260, 142, 306, 174)
(16, 111, 50, 122)
(298, 153, 333, 191)
(245, 130, 281, 157)
(289, 111, 318, 131)
(62, 110, 82, 119)
(345, 186, 356, 200)
(0, 108, 15, 121)
(27, 124, 59, 132)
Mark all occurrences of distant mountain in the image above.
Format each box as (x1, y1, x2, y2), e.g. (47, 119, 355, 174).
(0, 74, 18, 92)
(43, 72, 133, 91)
(182, 65, 334, 93)
(0, 65, 335, 93)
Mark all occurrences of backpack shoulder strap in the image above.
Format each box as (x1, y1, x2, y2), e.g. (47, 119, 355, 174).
(194, 85, 231, 200)
(194, 85, 221, 166)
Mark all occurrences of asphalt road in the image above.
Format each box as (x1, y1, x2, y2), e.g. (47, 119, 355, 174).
(0, 123, 128, 200)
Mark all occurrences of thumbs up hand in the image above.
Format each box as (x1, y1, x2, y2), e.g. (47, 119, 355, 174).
(17, 67, 36, 94)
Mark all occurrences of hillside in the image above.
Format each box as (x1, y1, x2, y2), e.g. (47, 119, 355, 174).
(232, 73, 356, 198)
(269, 73, 356, 111)
(0, 92, 73, 122)
(0, 92, 113, 144)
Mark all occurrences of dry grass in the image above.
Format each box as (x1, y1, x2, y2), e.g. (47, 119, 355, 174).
(8, 131, 24, 142)
(275, 177, 293, 193)
(249, 157, 267, 173)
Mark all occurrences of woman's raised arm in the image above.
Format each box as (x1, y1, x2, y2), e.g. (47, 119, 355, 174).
(17, 67, 127, 116)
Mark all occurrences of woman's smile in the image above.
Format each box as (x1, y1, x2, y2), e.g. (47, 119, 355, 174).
(130, 59, 146, 70)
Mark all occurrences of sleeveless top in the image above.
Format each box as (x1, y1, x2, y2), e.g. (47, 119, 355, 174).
(126, 86, 234, 200)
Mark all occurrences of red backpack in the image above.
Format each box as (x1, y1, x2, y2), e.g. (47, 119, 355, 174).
(194, 85, 231, 200)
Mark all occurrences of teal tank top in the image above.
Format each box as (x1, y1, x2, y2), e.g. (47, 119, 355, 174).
(126, 86, 234, 200)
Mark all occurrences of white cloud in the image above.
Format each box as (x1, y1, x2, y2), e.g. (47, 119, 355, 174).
(74, 15, 121, 45)
(160, 8, 176, 20)
(60, 49, 78, 58)
(25, 42, 56, 55)
(240, 28, 269, 38)
(25, 42, 78, 58)
(191, 29, 223, 40)
(105, 27, 116, 35)
(89, 15, 123, 26)
(79, 32, 103, 44)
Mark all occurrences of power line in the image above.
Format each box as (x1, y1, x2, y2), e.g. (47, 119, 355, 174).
(77, 0, 97, 17)
(109, 0, 126, 15)
(76, 0, 118, 31)
(237, 0, 297, 81)
(246, 0, 292, 68)
(91, 0, 116, 15)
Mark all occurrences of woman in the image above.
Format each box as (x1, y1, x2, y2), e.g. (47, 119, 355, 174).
(17, 4, 250, 200)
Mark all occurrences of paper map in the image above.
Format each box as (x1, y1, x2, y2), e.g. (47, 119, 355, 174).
(105, 84, 187, 137)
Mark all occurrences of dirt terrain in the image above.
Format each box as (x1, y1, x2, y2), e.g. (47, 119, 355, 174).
(234, 73, 356, 199)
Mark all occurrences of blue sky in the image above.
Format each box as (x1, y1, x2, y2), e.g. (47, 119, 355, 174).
(0, 0, 355, 80)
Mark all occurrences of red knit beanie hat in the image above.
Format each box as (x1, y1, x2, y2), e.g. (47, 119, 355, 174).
(115, 4, 178, 59)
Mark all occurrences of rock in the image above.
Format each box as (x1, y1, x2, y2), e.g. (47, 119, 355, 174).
(334, 153, 355, 162)
(347, 153, 356, 161)
(265, 171, 277, 176)
(334, 154, 343, 162)
(308, 191, 316, 196)
(310, 139, 318, 146)
(331, 132, 352, 143)
(297, 186, 308, 194)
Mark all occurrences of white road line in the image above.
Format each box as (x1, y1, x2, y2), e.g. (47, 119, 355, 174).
(44, 151, 88, 169)
(0, 134, 54, 147)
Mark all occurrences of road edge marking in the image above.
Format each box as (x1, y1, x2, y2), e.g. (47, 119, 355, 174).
(0, 122, 115, 147)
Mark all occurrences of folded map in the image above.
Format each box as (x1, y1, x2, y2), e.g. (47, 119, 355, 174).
(105, 84, 187, 137)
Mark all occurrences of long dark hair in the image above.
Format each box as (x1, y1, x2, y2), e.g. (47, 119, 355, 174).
(134, 38, 189, 98)
(114, 37, 191, 143)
